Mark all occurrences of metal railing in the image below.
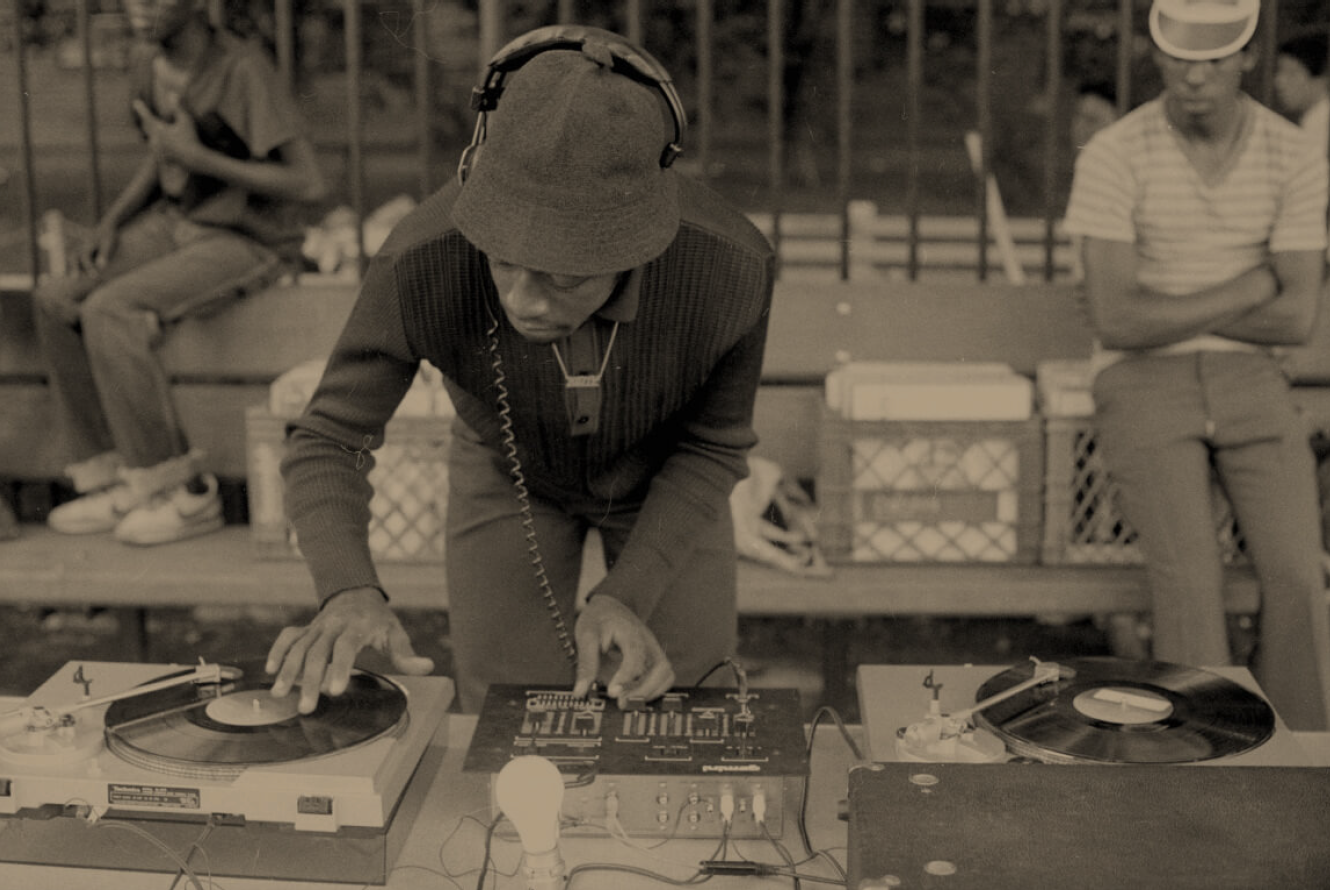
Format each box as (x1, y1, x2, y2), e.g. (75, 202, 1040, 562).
(1, 0, 1293, 289)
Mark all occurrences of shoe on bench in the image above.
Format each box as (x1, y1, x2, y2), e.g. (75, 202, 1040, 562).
(48, 484, 141, 535)
(114, 473, 224, 546)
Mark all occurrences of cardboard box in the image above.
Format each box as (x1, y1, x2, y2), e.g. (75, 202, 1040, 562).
(826, 361, 1033, 421)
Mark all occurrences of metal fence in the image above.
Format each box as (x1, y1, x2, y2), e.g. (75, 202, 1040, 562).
(1, 0, 1296, 288)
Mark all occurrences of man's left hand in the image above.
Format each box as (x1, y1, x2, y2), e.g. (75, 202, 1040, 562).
(571, 595, 674, 705)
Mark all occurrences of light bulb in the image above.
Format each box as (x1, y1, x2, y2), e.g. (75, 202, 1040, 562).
(495, 755, 565, 890)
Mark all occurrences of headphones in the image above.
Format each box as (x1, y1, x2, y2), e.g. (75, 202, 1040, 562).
(456, 24, 688, 185)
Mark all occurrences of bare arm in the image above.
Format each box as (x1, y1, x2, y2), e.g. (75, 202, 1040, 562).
(103, 154, 162, 229)
(70, 154, 161, 272)
(1081, 236, 1276, 350)
(1213, 250, 1325, 345)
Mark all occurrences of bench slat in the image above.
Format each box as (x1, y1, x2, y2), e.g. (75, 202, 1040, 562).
(763, 280, 1091, 381)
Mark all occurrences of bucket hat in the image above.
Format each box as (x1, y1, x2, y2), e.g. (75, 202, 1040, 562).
(1149, 0, 1261, 61)
(451, 46, 680, 277)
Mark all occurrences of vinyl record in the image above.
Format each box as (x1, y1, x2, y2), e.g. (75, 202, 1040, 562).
(972, 657, 1275, 764)
(103, 661, 408, 778)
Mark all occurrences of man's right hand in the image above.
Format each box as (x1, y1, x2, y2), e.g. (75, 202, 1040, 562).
(265, 587, 434, 714)
(75, 223, 119, 274)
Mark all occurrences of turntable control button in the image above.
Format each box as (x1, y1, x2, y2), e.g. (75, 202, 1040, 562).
(298, 795, 334, 816)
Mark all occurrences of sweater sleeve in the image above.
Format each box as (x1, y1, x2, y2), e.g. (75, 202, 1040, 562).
(280, 254, 420, 603)
(588, 282, 774, 618)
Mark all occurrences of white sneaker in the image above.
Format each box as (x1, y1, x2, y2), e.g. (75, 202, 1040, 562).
(114, 474, 224, 546)
(48, 484, 141, 534)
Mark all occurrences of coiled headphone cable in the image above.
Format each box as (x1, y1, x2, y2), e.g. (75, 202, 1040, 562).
(487, 314, 580, 667)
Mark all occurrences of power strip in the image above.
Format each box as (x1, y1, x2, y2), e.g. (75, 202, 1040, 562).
(463, 685, 809, 838)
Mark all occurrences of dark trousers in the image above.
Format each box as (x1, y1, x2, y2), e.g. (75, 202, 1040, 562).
(444, 419, 738, 713)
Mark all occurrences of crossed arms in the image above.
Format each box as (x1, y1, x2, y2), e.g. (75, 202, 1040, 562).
(1080, 237, 1325, 352)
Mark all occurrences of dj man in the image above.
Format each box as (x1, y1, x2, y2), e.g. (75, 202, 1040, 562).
(264, 28, 775, 714)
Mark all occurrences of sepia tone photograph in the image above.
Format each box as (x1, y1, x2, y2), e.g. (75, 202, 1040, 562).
(1, 0, 1329, 887)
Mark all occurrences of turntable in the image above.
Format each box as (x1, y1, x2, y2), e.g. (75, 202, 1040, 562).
(0, 660, 452, 885)
(846, 659, 1330, 889)
(863, 657, 1315, 767)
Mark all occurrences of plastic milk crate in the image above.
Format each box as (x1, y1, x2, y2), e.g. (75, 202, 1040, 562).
(1040, 414, 1245, 566)
(1036, 361, 1245, 565)
(245, 406, 451, 563)
(815, 407, 1044, 564)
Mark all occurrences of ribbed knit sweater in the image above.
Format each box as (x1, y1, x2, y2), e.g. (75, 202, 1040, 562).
(283, 175, 775, 617)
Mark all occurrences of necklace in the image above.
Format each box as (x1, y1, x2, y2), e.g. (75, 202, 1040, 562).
(550, 321, 619, 436)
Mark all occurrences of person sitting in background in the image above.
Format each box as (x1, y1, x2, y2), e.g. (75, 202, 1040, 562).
(1275, 28, 1330, 156)
(1071, 80, 1121, 152)
(263, 27, 775, 714)
(32, 0, 325, 545)
(1064, 0, 1330, 730)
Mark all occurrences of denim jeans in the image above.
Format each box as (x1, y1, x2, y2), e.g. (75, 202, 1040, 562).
(443, 417, 738, 713)
(33, 203, 284, 470)
(1093, 350, 1330, 730)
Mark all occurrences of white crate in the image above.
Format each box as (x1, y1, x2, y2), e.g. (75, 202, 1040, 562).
(246, 407, 449, 562)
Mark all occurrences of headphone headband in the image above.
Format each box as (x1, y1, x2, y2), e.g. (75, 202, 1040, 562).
(459, 25, 686, 183)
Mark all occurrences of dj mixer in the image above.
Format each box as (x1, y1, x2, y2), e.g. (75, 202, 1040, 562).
(463, 684, 809, 838)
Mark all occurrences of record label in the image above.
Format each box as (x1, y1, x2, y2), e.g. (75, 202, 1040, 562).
(1072, 685, 1173, 724)
(103, 661, 408, 778)
(973, 657, 1275, 764)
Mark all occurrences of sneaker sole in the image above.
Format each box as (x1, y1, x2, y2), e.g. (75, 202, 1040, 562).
(49, 516, 123, 535)
(115, 513, 225, 547)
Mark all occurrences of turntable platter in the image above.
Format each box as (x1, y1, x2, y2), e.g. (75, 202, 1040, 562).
(103, 661, 409, 777)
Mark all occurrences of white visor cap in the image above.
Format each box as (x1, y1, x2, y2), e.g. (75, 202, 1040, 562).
(1149, 0, 1260, 61)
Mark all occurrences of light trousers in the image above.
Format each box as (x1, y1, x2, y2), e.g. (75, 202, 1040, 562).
(33, 203, 283, 469)
(1093, 351, 1330, 730)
